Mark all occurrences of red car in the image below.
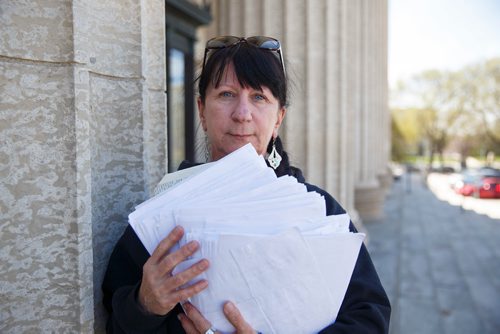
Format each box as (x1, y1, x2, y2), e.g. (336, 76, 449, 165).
(453, 168, 500, 199)
(476, 176, 500, 199)
(453, 173, 477, 196)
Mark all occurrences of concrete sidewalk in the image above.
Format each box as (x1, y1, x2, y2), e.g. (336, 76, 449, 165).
(365, 173, 500, 334)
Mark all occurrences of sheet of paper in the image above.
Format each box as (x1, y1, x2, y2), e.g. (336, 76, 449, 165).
(172, 222, 360, 333)
(129, 144, 264, 253)
(174, 230, 363, 333)
(151, 162, 214, 197)
(131, 144, 261, 220)
(176, 233, 271, 333)
(229, 229, 335, 334)
(305, 233, 365, 321)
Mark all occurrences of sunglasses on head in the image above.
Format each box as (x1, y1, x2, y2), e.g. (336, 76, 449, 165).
(202, 35, 286, 78)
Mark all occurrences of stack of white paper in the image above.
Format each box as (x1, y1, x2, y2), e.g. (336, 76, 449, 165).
(129, 144, 365, 334)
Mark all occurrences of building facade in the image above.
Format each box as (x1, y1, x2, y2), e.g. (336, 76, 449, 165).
(0, 0, 389, 332)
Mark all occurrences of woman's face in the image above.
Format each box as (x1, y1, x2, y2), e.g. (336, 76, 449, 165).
(198, 63, 286, 161)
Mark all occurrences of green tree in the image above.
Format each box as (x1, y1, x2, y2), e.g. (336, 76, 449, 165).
(393, 70, 462, 168)
(391, 117, 407, 162)
(390, 58, 500, 169)
(391, 107, 421, 161)
(462, 58, 500, 151)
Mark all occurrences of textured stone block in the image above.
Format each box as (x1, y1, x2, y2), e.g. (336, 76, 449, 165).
(73, 0, 142, 77)
(0, 1, 74, 61)
(143, 89, 167, 195)
(0, 60, 80, 332)
(142, 0, 166, 90)
(88, 73, 145, 330)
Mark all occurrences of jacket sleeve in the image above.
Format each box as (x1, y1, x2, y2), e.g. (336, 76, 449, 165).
(102, 226, 183, 333)
(306, 184, 391, 334)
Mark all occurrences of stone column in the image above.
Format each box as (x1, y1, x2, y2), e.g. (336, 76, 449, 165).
(0, 1, 166, 332)
(354, 0, 386, 220)
(281, 0, 308, 171)
(376, 0, 393, 195)
(0, 2, 92, 332)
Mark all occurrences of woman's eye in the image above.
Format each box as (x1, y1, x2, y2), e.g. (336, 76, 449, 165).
(254, 94, 266, 101)
(220, 91, 234, 98)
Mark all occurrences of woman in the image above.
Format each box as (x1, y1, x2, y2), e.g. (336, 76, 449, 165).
(103, 36, 391, 334)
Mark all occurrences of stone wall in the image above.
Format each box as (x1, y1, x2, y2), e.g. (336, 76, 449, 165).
(0, 1, 166, 332)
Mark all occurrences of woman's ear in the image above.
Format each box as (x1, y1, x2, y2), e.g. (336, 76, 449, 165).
(197, 97, 207, 132)
(273, 107, 287, 137)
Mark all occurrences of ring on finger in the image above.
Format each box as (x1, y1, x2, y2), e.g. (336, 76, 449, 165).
(204, 327, 217, 334)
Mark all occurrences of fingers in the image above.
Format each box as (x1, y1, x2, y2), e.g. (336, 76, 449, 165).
(170, 276, 209, 302)
(151, 225, 202, 277)
(150, 225, 185, 263)
(138, 225, 210, 316)
(223, 301, 254, 333)
(182, 301, 257, 334)
(178, 313, 199, 334)
(157, 240, 200, 276)
(139, 272, 209, 316)
(167, 258, 209, 290)
(183, 302, 214, 333)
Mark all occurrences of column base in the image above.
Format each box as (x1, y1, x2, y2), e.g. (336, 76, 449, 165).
(377, 168, 393, 196)
(347, 207, 370, 245)
(354, 184, 385, 220)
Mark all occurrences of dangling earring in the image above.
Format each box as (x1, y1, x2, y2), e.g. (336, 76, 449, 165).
(267, 137, 282, 169)
(204, 136, 210, 162)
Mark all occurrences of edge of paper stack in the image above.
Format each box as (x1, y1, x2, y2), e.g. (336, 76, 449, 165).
(129, 144, 365, 334)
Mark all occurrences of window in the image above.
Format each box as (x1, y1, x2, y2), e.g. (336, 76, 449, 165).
(168, 48, 187, 171)
(166, 0, 211, 171)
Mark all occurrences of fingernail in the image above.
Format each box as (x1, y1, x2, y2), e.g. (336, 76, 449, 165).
(225, 301, 235, 312)
(198, 259, 208, 270)
(188, 240, 198, 251)
(197, 280, 209, 290)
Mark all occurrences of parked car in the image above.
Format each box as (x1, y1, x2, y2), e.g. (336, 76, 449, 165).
(452, 172, 478, 196)
(475, 174, 500, 199)
(453, 168, 500, 199)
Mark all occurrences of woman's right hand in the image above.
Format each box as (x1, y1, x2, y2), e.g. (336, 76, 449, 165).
(138, 226, 210, 315)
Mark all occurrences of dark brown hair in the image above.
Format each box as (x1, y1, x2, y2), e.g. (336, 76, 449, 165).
(198, 41, 303, 179)
(198, 42, 288, 108)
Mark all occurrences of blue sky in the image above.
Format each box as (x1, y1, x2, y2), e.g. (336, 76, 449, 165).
(389, 0, 500, 88)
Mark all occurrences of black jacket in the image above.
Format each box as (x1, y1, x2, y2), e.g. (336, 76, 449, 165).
(102, 164, 391, 333)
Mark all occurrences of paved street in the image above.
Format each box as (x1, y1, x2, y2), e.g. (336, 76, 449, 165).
(365, 172, 500, 334)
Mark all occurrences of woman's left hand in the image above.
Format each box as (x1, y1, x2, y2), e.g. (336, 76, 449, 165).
(179, 301, 257, 334)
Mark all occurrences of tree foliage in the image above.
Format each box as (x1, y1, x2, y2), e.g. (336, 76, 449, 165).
(391, 107, 421, 161)
(390, 57, 500, 167)
(463, 58, 500, 147)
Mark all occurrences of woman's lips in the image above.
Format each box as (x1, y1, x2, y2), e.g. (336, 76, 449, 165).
(229, 133, 253, 139)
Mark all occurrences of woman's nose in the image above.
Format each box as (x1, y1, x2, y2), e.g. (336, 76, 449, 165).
(231, 97, 252, 122)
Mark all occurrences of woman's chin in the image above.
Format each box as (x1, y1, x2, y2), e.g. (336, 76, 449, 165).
(213, 141, 261, 160)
